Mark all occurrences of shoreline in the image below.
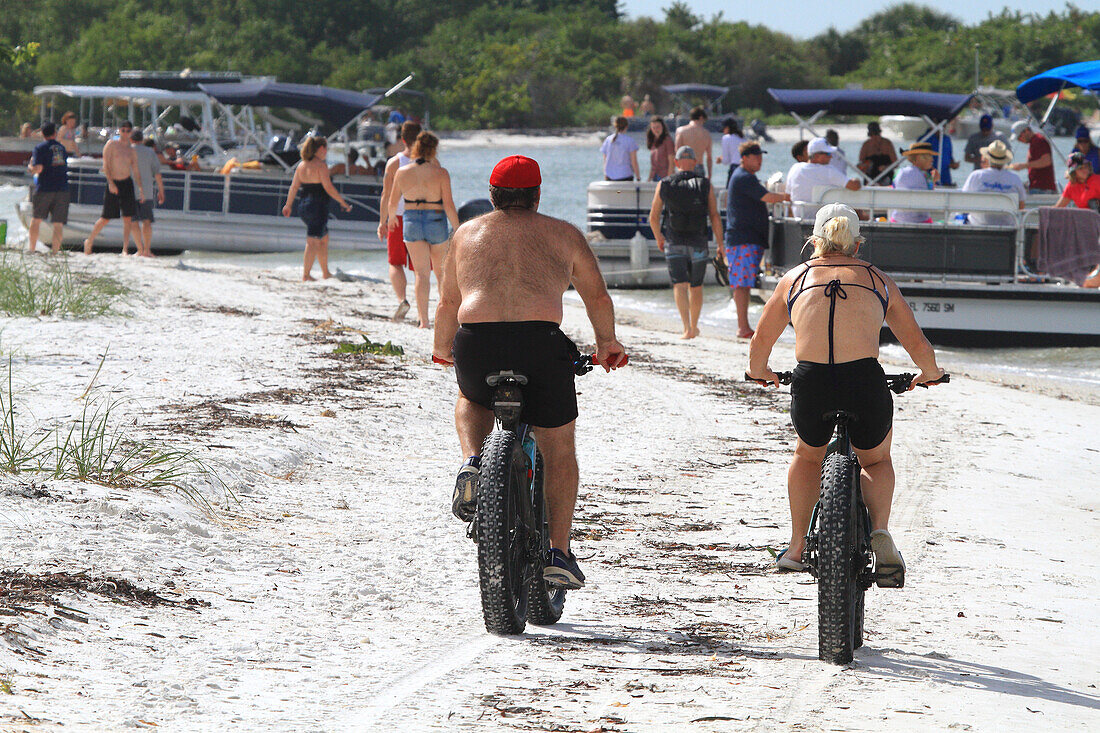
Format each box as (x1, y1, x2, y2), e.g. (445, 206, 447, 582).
(0, 256, 1098, 730)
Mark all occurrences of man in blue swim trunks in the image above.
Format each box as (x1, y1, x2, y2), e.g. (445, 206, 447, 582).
(726, 141, 790, 338)
(433, 155, 627, 589)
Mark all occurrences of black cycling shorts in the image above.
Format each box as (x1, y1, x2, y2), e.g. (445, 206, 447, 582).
(789, 358, 893, 450)
(453, 321, 579, 428)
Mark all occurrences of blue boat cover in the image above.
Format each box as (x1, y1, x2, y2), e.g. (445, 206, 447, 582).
(198, 81, 382, 127)
(767, 88, 972, 122)
(663, 84, 729, 97)
(1016, 60, 1100, 104)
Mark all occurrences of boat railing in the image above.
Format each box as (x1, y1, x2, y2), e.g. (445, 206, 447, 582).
(773, 186, 1025, 283)
(67, 164, 380, 221)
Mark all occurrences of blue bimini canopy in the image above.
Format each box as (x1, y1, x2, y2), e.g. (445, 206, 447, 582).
(198, 81, 382, 128)
(1016, 60, 1100, 104)
(767, 88, 972, 123)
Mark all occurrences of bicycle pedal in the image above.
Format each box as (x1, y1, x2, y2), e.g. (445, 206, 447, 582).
(874, 567, 905, 588)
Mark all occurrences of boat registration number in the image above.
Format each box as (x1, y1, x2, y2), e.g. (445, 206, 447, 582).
(908, 301, 956, 313)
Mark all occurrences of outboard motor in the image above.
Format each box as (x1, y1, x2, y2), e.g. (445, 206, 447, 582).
(458, 198, 493, 224)
(750, 119, 774, 142)
(264, 133, 301, 166)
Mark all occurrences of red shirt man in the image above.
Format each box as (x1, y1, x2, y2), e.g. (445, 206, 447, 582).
(1010, 121, 1056, 192)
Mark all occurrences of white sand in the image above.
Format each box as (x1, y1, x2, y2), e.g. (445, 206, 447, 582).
(1, 256, 1098, 731)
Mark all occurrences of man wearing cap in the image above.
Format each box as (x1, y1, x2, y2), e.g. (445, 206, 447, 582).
(858, 121, 897, 183)
(1073, 125, 1100, 172)
(724, 141, 791, 338)
(647, 146, 723, 339)
(434, 155, 627, 590)
(1010, 120, 1057, 194)
(889, 141, 939, 224)
(674, 106, 713, 179)
(785, 137, 860, 218)
(964, 114, 1008, 171)
(27, 122, 69, 254)
(960, 139, 1026, 227)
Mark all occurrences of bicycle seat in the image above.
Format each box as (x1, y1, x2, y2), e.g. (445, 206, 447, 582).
(486, 370, 528, 387)
(824, 410, 859, 424)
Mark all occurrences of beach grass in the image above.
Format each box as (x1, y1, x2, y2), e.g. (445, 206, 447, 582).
(334, 335, 404, 357)
(0, 252, 126, 318)
(0, 358, 226, 508)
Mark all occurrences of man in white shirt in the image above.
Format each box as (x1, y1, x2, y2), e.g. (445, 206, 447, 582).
(825, 129, 849, 176)
(960, 139, 1025, 227)
(785, 137, 860, 217)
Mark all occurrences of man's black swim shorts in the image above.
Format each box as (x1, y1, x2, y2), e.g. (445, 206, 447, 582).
(453, 321, 579, 428)
(789, 358, 893, 450)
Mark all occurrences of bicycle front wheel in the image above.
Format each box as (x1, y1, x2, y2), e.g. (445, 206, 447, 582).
(816, 452, 864, 664)
(477, 430, 530, 635)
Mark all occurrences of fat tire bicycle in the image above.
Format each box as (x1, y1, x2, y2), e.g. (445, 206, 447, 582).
(476, 353, 624, 636)
(748, 369, 949, 664)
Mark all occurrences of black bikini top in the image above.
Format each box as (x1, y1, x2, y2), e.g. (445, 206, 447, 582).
(404, 158, 443, 205)
(786, 262, 890, 364)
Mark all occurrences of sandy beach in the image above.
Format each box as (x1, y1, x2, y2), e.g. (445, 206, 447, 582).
(1, 255, 1098, 731)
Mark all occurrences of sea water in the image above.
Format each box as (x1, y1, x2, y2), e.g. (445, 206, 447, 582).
(3, 133, 1098, 391)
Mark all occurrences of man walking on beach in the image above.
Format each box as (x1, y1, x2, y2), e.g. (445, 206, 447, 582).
(128, 131, 164, 257)
(647, 146, 722, 339)
(377, 121, 421, 321)
(433, 155, 627, 589)
(675, 106, 713, 179)
(84, 120, 143, 254)
(27, 122, 69, 254)
(726, 141, 790, 338)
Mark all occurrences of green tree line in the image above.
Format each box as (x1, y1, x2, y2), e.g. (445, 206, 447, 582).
(2, 2, 1099, 131)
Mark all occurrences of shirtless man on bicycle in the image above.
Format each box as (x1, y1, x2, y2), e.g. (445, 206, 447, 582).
(433, 155, 627, 589)
(747, 204, 945, 578)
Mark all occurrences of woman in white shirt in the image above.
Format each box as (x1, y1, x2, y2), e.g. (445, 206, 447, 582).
(600, 116, 640, 181)
(718, 118, 745, 183)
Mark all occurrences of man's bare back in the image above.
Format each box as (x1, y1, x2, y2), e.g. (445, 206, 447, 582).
(451, 209, 580, 324)
(102, 138, 138, 183)
(675, 122, 712, 174)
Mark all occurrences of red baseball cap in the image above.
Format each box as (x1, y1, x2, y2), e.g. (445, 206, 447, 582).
(489, 155, 541, 188)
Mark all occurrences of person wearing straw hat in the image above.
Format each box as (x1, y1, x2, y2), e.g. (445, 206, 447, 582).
(889, 141, 939, 224)
(960, 139, 1026, 227)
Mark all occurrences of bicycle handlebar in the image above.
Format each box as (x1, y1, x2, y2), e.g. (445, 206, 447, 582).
(745, 371, 950, 393)
(432, 353, 629, 374)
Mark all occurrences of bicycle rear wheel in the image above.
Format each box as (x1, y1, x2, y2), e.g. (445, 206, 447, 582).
(816, 452, 864, 664)
(477, 430, 530, 635)
(526, 451, 566, 625)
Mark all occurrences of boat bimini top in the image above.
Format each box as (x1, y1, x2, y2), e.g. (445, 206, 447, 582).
(767, 88, 974, 185)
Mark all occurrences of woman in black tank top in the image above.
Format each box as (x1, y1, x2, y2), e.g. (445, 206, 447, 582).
(282, 136, 352, 281)
(746, 204, 944, 570)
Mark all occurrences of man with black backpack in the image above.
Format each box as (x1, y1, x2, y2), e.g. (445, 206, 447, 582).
(648, 146, 723, 339)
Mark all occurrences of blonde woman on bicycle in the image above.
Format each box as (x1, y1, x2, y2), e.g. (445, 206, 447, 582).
(747, 204, 944, 577)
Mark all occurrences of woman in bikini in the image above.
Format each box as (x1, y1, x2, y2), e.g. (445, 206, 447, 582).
(282, 136, 352, 281)
(747, 204, 945, 580)
(58, 112, 80, 156)
(388, 131, 460, 328)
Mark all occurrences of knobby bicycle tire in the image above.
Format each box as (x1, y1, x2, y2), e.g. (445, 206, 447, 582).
(526, 451, 566, 626)
(477, 430, 529, 635)
(816, 452, 864, 664)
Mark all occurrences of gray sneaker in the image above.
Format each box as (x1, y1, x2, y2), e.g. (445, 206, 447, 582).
(452, 457, 480, 522)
